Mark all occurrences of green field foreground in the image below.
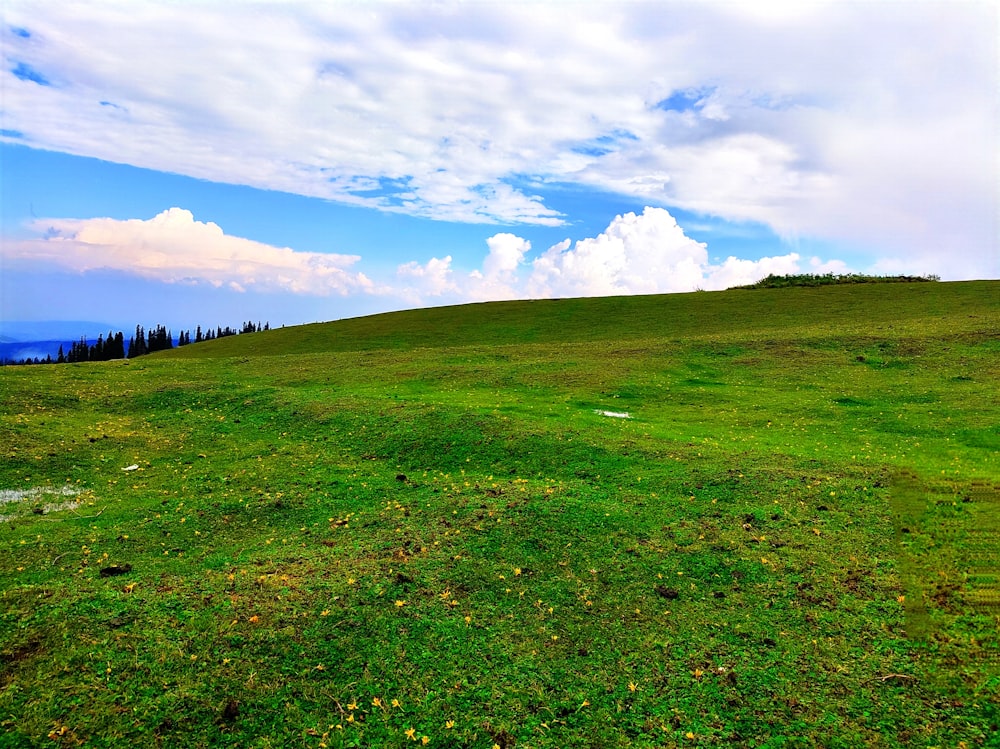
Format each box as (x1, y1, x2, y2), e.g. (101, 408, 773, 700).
(1, 281, 998, 747)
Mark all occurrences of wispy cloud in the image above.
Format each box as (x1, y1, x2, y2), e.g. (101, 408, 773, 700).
(5, 208, 378, 296)
(1, 2, 996, 276)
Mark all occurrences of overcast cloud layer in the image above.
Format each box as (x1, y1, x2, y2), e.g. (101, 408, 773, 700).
(2, 1, 998, 285)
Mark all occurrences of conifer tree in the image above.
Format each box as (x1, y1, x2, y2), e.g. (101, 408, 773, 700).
(103, 330, 118, 360)
(68, 337, 89, 363)
(134, 326, 147, 357)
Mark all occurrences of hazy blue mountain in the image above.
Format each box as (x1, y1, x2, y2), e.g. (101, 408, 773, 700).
(0, 340, 70, 362)
(0, 321, 119, 363)
(0, 320, 116, 343)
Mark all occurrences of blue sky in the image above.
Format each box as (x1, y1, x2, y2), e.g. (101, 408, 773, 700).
(1, 1, 997, 334)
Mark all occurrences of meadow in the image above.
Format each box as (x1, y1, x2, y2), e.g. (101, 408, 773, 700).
(1, 281, 998, 748)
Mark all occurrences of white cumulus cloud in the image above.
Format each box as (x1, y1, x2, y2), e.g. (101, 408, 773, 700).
(528, 208, 708, 296)
(396, 255, 458, 301)
(702, 253, 803, 290)
(396, 207, 829, 305)
(4, 208, 377, 295)
(527, 207, 807, 297)
(469, 233, 532, 300)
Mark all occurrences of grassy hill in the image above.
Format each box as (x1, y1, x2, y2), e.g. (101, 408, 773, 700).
(167, 280, 992, 357)
(1, 281, 998, 747)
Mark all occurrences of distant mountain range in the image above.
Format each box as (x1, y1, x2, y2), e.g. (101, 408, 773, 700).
(0, 321, 118, 363)
(0, 320, 118, 344)
(1, 319, 264, 363)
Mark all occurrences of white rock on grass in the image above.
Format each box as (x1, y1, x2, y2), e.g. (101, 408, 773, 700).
(0, 486, 82, 521)
(0, 486, 79, 505)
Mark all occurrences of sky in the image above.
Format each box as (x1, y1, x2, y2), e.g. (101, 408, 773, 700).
(1, 0, 997, 335)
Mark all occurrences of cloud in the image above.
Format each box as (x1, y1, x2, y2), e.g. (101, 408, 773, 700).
(4, 208, 377, 296)
(527, 207, 808, 297)
(1, 2, 996, 276)
(469, 233, 531, 300)
(702, 253, 803, 290)
(1, 203, 853, 315)
(395, 233, 530, 304)
(528, 208, 709, 297)
(397, 207, 830, 305)
(396, 255, 458, 301)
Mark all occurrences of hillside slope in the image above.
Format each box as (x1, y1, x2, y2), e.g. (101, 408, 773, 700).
(1, 280, 998, 747)
(162, 280, 998, 358)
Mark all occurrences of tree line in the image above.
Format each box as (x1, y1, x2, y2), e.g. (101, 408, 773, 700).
(3, 320, 270, 366)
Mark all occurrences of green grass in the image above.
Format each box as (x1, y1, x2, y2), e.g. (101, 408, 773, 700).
(1, 281, 998, 748)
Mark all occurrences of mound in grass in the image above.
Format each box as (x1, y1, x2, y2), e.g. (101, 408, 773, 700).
(733, 272, 940, 289)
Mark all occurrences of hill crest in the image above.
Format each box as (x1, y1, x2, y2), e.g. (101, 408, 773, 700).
(160, 280, 998, 359)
